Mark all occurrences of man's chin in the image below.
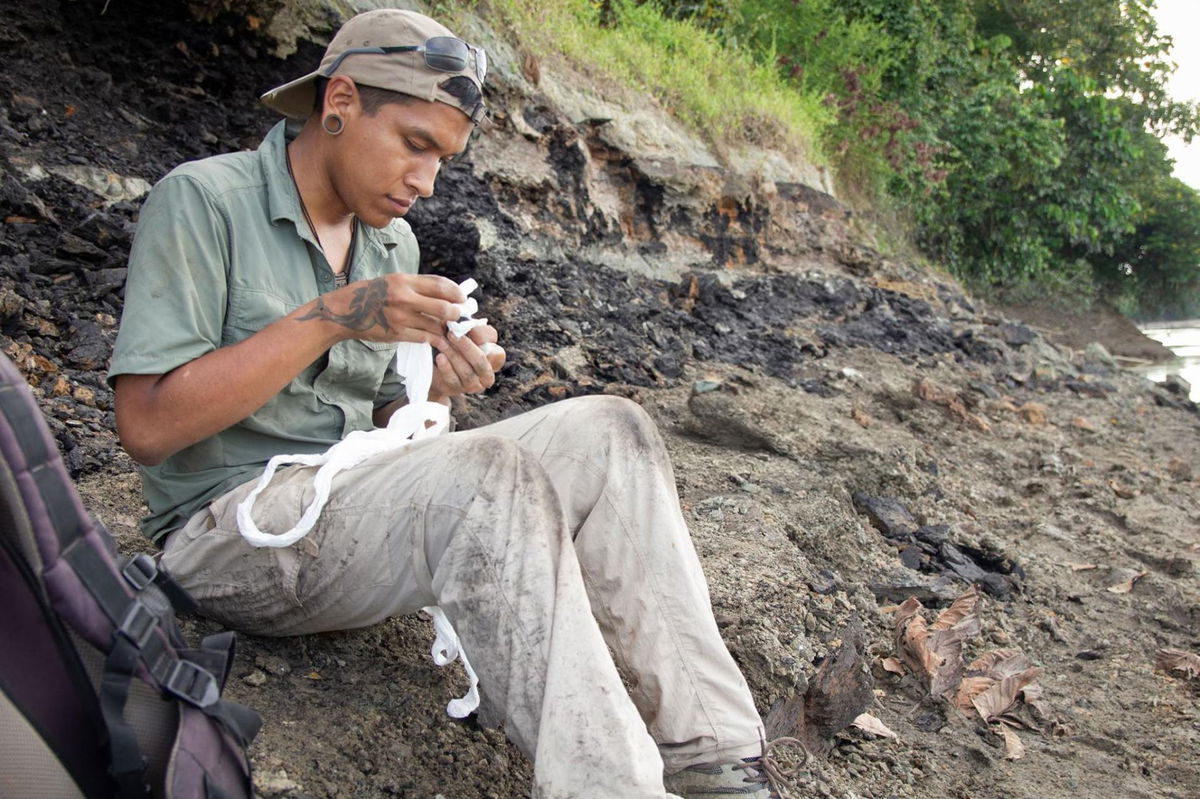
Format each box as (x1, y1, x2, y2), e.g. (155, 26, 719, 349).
(360, 207, 407, 228)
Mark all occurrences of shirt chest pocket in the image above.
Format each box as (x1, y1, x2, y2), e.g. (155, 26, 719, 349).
(318, 338, 399, 406)
(222, 288, 299, 346)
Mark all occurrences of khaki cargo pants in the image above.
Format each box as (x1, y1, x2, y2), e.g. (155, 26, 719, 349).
(161, 396, 764, 798)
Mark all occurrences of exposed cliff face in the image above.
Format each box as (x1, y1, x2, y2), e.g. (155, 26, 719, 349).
(3, 3, 1199, 799)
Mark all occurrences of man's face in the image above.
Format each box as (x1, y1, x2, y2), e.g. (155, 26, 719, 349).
(328, 89, 474, 228)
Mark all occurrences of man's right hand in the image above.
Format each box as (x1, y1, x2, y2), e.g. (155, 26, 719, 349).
(296, 274, 467, 346)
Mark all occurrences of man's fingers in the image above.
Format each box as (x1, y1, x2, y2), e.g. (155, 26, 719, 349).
(433, 353, 466, 394)
(483, 344, 506, 372)
(441, 342, 491, 391)
(407, 274, 467, 302)
(466, 324, 498, 346)
(437, 336, 495, 392)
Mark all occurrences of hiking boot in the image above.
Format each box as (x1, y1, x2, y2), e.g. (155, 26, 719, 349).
(663, 737, 805, 798)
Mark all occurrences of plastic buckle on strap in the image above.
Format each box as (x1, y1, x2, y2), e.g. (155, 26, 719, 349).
(117, 600, 157, 650)
(162, 659, 220, 708)
(121, 553, 157, 592)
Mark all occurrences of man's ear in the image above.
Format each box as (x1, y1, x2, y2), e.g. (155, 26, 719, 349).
(324, 75, 360, 120)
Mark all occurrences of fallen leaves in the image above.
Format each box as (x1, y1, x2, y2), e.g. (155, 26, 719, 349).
(955, 649, 1041, 722)
(1105, 569, 1148, 594)
(1156, 649, 1200, 680)
(890, 587, 1047, 758)
(912, 380, 992, 432)
(851, 713, 897, 739)
(851, 405, 873, 428)
(893, 585, 982, 699)
(999, 723, 1026, 760)
(1017, 402, 1047, 425)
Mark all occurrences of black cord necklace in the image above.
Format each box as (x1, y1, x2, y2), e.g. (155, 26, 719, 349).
(285, 146, 323, 251)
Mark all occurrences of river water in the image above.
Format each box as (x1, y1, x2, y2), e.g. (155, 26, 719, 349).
(1137, 321, 1200, 401)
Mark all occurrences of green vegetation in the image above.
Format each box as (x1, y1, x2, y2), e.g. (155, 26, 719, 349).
(466, 0, 1200, 320)
(478, 0, 829, 156)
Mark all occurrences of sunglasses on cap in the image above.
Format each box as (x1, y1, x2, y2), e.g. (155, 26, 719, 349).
(325, 36, 488, 85)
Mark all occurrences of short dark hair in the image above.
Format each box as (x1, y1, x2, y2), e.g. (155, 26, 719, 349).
(312, 76, 481, 117)
(312, 77, 413, 116)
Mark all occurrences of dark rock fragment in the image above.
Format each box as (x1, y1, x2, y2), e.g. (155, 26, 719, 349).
(852, 493, 918, 538)
(939, 542, 987, 582)
(1000, 322, 1036, 347)
(899, 545, 924, 570)
(1163, 375, 1192, 398)
(869, 569, 962, 603)
(764, 622, 873, 758)
(940, 543, 1012, 597)
(808, 569, 839, 595)
(84, 267, 127, 298)
(57, 232, 106, 261)
(914, 524, 950, 547)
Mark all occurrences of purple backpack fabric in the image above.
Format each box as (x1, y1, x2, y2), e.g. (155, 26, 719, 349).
(0, 352, 260, 798)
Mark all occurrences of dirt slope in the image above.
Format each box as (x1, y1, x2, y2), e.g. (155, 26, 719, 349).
(2, 2, 1198, 798)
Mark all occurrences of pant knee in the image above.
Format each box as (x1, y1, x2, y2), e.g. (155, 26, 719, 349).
(560, 395, 662, 456)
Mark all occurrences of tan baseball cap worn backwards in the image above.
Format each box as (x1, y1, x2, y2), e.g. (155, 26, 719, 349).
(260, 9, 487, 123)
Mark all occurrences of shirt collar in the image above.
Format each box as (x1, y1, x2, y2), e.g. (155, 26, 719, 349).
(260, 119, 407, 251)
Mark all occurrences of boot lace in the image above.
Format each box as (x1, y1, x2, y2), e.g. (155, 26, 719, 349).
(731, 735, 809, 799)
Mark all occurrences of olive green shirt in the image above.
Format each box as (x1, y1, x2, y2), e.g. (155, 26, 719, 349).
(109, 120, 417, 543)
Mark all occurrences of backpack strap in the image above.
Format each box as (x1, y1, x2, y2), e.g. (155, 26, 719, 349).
(0, 355, 260, 797)
(66, 542, 260, 733)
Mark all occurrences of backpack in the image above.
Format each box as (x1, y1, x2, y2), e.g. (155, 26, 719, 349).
(0, 351, 261, 798)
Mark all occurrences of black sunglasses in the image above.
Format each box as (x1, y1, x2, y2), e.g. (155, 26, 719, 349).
(325, 37, 488, 85)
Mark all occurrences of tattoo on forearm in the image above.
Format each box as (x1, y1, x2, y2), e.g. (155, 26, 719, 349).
(297, 278, 392, 333)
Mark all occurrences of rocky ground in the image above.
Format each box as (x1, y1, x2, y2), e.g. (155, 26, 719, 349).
(3, 2, 1199, 798)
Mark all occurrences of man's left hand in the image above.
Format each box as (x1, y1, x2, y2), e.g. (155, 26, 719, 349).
(429, 324, 506, 402)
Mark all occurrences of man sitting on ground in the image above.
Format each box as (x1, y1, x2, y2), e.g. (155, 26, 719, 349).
(109, 9, 789, 797)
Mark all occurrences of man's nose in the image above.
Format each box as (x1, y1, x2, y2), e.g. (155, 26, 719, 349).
(406, 158, 440, 199)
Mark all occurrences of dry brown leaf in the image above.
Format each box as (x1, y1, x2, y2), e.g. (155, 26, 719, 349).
(894, 588, 982, 699)
(1108, 479, 1138, 500)
(880, 657, 906, 676)
(1106, 570, 1148, 594)
(1071, 416, 1097, 431)
(956, 649, 1036, 713)
(1019, 682, 1052, 721)
(1017, 402, 1048, 425)
(1000, 723, 1026, 760)
(895, 604, 940, 680)
(1156, 649, 1200, 680)
(971, 666, 1042, 722)
(954, 676, 995, 713)
(932, 585, 981, 632)
(965, 649, 1033, 679)
(851, 713, 898, 739)
(913, 379, 956, 404)
(851, 406, 873, 428)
